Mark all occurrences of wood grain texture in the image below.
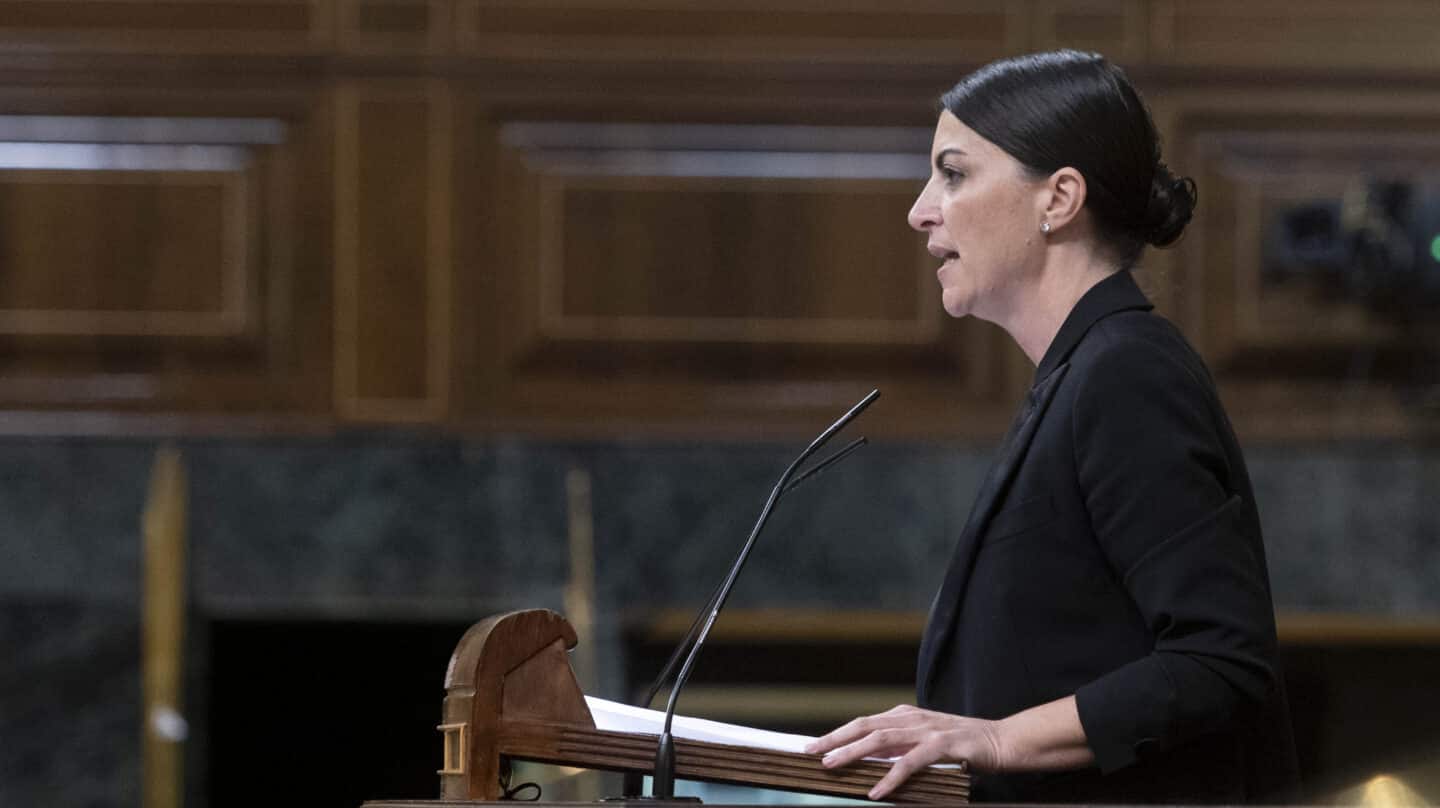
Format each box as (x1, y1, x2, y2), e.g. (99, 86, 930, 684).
(497, 721, 969, 803)
(441, 609, 590, 800)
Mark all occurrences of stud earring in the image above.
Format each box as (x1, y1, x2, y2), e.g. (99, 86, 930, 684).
(1040, 221, 1051, 234)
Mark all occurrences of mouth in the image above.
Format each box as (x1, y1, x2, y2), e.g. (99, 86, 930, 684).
(927, 243, 958, 258)
(928, 244, 960, 269)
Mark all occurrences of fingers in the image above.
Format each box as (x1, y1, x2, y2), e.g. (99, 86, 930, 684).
(804, 717, 868, 755)
(868, 741, 945, 801)
(820, 727, 923, 770)
(804, 705, 916, 755)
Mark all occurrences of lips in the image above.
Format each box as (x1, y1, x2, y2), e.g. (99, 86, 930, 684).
(927, 242, 960, 262)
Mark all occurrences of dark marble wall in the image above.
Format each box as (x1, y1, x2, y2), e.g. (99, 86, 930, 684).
(1, 435, 1437, 806)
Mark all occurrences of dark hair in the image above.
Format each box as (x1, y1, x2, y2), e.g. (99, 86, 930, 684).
(941, 50, 1195, 270)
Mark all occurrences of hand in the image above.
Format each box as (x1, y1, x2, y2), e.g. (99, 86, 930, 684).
(802, 704, 1004, 801)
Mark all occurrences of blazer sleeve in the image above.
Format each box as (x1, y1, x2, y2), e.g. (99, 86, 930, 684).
(1068, 337, 1280, 774)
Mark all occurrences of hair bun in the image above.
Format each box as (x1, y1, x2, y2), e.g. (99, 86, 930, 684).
(1143, 165, 1197, 247)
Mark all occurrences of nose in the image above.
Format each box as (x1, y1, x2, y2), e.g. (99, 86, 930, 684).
(908, 178, 939, 233)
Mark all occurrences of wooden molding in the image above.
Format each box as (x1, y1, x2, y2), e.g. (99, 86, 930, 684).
(337, 0, 453, 55)
(1033, 0, 1147, 62)
(1151, 0, 1440, 71)
(456, 0, 1018, 66)
(0, 0, 329, 55)
(333, 81, 453, 423)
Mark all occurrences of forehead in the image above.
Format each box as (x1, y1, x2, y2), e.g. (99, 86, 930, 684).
(930, 110, 1001, 160)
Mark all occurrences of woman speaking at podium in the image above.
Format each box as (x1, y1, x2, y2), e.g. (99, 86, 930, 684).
(805, 51, 1299, 804)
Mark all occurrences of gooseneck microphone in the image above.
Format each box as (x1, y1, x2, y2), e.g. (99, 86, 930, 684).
(648, 390, 880, 800)
(618, 432, 870, 799)
(637, 435, 869, 710)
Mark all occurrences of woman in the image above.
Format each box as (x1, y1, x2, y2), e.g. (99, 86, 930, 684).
(804, 51, 1299, 803)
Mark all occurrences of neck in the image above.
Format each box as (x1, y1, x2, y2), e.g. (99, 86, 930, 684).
(997, 246, 1118, 366)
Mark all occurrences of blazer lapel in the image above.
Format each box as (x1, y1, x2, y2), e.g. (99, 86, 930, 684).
(916, 362, 1070, 705)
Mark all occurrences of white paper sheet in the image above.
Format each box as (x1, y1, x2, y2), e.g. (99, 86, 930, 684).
(586, 696, 964, 771)
(585, 695, 816, 754)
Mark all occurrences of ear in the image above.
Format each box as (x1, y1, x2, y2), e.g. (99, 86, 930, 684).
(1039, 167, 1087, 232)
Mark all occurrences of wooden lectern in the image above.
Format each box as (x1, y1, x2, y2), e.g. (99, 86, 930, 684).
(363, 609, 969, 806)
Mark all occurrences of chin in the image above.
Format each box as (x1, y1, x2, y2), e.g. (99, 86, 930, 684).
(939, 289, 973, 320)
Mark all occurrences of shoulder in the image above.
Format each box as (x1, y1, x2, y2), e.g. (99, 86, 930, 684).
(1060, 311, 1225, 452)
(1066, 310, 1210, 398)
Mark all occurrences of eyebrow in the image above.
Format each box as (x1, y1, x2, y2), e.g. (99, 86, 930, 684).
(933, 148, 966, 167)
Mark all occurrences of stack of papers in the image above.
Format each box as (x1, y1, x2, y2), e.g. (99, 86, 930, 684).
(585, 696, 816, 754)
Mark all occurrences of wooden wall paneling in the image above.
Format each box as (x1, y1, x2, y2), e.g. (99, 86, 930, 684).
(458, 120, 1025, 439)
(1150, 0, 1440, 72)
(451, 106, 519, 423)
(0, 168, 248, 338)
(1033, 0, 1146, 62)
(334, 81, 453, 423)
(0, 101, 333, 421)
(5, 0, 1440, 439)
(252, 93, 335, 419)
(0, 0, 332, 55)
(337, 0, 453, 55)
(1164, 90, 1440, 439)
(456, 0, 1023, 67)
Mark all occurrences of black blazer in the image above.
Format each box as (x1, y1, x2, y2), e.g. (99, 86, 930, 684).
(916, 271, 1299, 804)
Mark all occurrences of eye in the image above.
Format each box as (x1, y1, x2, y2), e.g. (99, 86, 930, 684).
(940, 165, 964, 184)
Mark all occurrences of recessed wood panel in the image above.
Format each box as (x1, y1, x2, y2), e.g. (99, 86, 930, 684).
(0, 171, 242, 336)
(457, 120, 1025, 439)
(550, 179, 932, 343)
(334, 84, 452, 422)
(0, 105, 331, 418)
(0, 116, 278, 343)
(1152, 0, 1440, 71)
(458, 0, 1019, 64)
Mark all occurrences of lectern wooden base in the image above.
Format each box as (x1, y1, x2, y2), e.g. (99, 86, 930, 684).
(395, 609, 969, 805)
